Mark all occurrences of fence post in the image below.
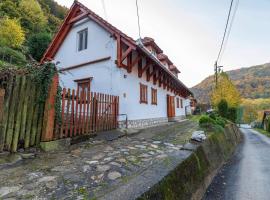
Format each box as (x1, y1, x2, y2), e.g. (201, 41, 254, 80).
(41, 74, 59, 142)
(0, 89, 5, 151)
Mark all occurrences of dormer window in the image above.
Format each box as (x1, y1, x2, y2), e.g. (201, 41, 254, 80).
(78, 28, 88, 51)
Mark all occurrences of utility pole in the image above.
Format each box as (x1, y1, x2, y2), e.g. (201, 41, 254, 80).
(214, 61, 223, 88)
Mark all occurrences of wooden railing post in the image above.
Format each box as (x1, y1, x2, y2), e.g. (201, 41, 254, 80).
(41, 74, 59, 142)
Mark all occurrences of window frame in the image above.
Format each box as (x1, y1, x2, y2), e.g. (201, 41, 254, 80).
(180, 98, 183, 108)
(77, 28, 88, 52)
(151, 88, 157, 105)
(176, 97, 180, 108)
(140, 83, 148, 104)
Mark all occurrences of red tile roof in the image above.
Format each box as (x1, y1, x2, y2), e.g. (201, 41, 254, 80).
(141, 37, 163, 54)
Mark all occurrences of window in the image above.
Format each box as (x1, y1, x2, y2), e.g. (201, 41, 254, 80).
(151, 88, 157, 105)
(78, 28, 88, 51)
(140, 83, 148, 104)
(176, 98, 180, 108)
(180, 99, 183, 108)
(74, 77, 92, 94)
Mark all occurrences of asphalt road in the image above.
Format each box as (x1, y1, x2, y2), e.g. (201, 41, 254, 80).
(203, 128, 270, 200)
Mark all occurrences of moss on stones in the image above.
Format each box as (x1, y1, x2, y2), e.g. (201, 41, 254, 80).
(138, 124, 241, 200)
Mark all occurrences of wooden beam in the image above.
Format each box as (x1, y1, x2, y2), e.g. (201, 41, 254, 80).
(128, 54, 141, 73)
(121, 46, 133, 63)
(117, 35, 122, 67)
(138, 60, 151, 78)
(127, 53, 132, 73)
(60, 57, 111, 72)
(68, 10, 88, 24)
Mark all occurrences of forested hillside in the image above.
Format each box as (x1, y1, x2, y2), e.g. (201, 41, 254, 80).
(0, 0, 68, 66)
(192, 63, 270, 104)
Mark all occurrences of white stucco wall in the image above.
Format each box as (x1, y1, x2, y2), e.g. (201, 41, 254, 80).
(53, 16, 189, 121)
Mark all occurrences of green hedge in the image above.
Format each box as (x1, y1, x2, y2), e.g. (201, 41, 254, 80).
(0, 47, 27, 66)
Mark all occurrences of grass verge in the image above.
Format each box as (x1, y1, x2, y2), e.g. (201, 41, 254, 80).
(254, 128, 270, 137)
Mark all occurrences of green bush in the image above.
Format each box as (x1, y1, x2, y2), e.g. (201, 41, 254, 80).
(227, 107, 237, 123)
(209, 112, 217, 120)
(199, 115, 216, 127)
(0, 47, 26, 66)
(218, 99, 228, 118)
(28, 32, 52, 61)
(215, 117, 226, 128)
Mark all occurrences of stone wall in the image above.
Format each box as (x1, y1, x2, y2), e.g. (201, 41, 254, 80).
(138, 123, 242, 200)
(118, 117, 169, 129)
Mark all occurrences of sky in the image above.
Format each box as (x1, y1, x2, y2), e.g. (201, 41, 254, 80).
(55, 0, 270, 87)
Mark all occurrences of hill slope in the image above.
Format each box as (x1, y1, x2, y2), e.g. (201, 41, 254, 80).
(191, 63, 270, 104)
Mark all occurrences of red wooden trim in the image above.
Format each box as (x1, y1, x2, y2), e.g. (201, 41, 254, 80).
(129, 55, 141, 73)
(60, 88, 66, 138)
(70, 89, 75, 137)
(68, 11, 88, 24)
(60, 57, 111, 72)
(121, 46, 133, 63)
(65, 89, 71, 137)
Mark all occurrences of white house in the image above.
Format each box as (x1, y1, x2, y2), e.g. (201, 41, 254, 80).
(42, 1, 193, 129)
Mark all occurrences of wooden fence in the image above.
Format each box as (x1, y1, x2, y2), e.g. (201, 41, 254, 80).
(53, 88, 119, 140)
(0, 75, 45, 152)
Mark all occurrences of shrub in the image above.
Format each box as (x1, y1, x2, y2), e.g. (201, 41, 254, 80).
(227, 107, 237, 123)
(28, 32, 52, 61)
(0, 47, 26, 66)
(218, 99, 228, 118)
(199, 115, 216, 127)
(215, 117, 226, 128)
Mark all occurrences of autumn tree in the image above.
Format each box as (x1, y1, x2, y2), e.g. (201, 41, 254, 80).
(19, 0, 47, 32)
(211, 72, 241, 108)
(0, 18, 25, 48)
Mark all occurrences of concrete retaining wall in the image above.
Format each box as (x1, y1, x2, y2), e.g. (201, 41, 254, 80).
(138, 123, 242, 200)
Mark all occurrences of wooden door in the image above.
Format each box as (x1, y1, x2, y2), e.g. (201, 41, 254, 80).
(167, 95, 175, 118)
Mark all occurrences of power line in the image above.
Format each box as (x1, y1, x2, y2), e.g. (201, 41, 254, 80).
(216, 0, 235, 64)
(136, 0, 142, 39)
(219, 0, 240, 62)
(101, 0, 108, 20)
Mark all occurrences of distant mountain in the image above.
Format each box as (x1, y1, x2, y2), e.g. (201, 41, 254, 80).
(191, 63, 270, 104)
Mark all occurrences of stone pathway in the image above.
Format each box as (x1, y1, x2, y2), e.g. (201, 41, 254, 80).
(0, 120, 198, 199)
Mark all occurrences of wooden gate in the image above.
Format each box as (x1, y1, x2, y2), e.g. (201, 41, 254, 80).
(167, 95, 175, 118)
(54, 88, 119, 139)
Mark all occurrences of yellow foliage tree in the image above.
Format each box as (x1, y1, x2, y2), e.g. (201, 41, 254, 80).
(211, 72, 241, 107)
(0, 18, 25, 48)
(19, 0, 47, 32)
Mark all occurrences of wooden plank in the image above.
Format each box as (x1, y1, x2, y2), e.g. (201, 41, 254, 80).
(0, 88, 5, 151)
(82, 89, 87, 134)
(19, 78, 30, 141)
(30, 89, 40, 147)
(60, 88, 66, 138)
(78, 90, 83, 135)
(5, 76, 21, 151)
(0, 76, 13, 151)
(86, 90, 90, 134)
(93, 93, 97, 132)
(74, 89, 79, 136)
(24, 82, 36, 148)
(11, 76, 26, 152)
(35, 103, 44, 146)
(65, 89, 71, 137)
(70, 89, 75, 137)
(90, 92, 94, 133)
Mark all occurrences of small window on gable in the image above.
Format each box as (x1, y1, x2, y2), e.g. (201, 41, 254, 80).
(151, 88, 157, 105)
(78, 28, 88, 51)
(140, 83, 148, 104)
